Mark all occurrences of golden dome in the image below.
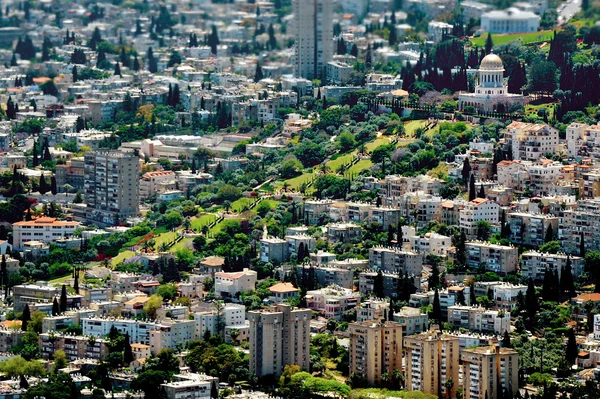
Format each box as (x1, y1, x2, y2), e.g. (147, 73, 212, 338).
(480, 53, 504, 71)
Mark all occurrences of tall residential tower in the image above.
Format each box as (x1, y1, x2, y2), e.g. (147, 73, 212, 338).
(84, 150, 140, 226)
(293, 0, 333, 80)
(248, 304, 312, 377)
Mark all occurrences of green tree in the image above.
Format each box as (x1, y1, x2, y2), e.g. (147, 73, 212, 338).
(485, 33, 493, 54)
(60, 284, 67, 312)
(432, 289, 442, 322)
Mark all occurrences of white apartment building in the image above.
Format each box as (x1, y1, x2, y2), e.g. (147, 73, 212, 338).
(507, 122, 559, 162)
(149, 319, 196, 355)
(82, 317, 161, 345)
(459, 198, 500, 238)
(408, 232, 451, 255)
(214, 269, 257, 298)
(294, 0, 333, 80)
(492, 283, 527, 310)
(447, 305, 511, 334)
(12, 217, 80, 249)
(464, 241, 519, 275)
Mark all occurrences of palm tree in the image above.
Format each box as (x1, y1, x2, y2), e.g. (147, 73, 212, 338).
(282, 181, 289, 193)
(223, 200, 232, 213)
(445, 378, 454, 399)
(158, 242, 169, 252)
(320, 163, 329, 174)
(299, 182, 308, 195)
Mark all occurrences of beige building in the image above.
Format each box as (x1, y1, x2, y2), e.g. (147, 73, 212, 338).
(84, 150, 140, 226)
(560, 199, 600, 254)
(214, 268, 257, 299)
(507, 122, 560, 162)
(348, 321, 403, 385)
(12, 217, 79, 250)
(521, 251, 585, 281)
(459, 198, 500, 239)
(39, 332, 109, 361)
(464, 241, 518, 275)
(248, 304, 312, 377)
(140, 170, 177, 199)
(507, 212, 559, 248)
(404, 330, 460, 398)
(368, 246, 424, 275)
(461, 344, 519, 399)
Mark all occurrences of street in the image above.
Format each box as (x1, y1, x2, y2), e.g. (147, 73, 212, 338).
(558, 0, 582, 24)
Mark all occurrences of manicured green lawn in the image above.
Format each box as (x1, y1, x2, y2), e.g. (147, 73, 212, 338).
(260, 199, 280, 210)
(170, 237, 193, 252)
(191, 214, 217, 230)
(347, 159, 373, 175)
(470, 31, 554, 47)
(327, 152, 356, 171)
(153, 231, 178, 248)
(111, 250, 135, 266)
(403, 120, 428, 138)
(280, 172, 315, 190)
(230, 198, 255, 212)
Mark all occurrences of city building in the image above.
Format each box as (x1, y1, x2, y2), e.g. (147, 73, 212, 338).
(293, 0, 333, 80)
(404, 330, 460, 398)
(464, 242, 518, 275)
(507, 212, 559, 248)
(356, 299, 391, 322)
(521, 251, 584, 281)
(506, 122, 560, 162)
(214, 269, 257, 299)
(305, 285, 361, 319)
(348, 321, 403, 384)
(393, 307, 429, 336)
(459, 198, 500, 239)
(248, 304, 312, 377)
(461, 344, 519, 399)
(447, 305, 511, 334)
(12, 217, 79, 250)
(481, 8, 540, 34)
(39, 333, 109, 361)
(84, 151, 140, 226)
(297, 264, 354, 289)
(368, 247, 424, 275)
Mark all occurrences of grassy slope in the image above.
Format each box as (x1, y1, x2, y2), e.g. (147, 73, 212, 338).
(470, 30, 554, 47)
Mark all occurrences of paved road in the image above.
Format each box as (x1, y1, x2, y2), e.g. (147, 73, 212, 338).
(558, 0, 582, 24)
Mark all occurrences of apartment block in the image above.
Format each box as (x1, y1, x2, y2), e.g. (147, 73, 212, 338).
(161, 374, 219, 399)
(521, 251, 585, 281)
(194, 303, 246, 338)
(0, 329, 24, 353)
(393, 307, 429, 336)
(397, 193, 442, 229)
(461, 345, 519, 399)
(447, 305, 511, 334)
(214, 269, 257, 298)
(82, 317, 162, 345)
(248, 304, 312, 377)
(408, 232, 451, 255)
(140, 171, 176, 199)
(368, 206, 402, 230)
(39, 332, 109, 361)
(560, 199, 600, 254)
(294, 0, 333, 80)
(348, 321, 403, 385)
(464, 242, 518, 275)
(13, 284, 60, 311)
(305, 285, 361, 319)
(507, 122, 559, 162)
(304, 200, 333, 225)
(404, 330, 460, 398)
(260, 236, 288, 263)
(356, 299, 391, 322)
(84, 150, 140, 226)
(368, 246, 424, 276)
(327, 223, 362, 243)
(460, 198, 500, 239)
(297, 264, 354, 289)
(507, 212, 559, 248)
(358, 271, 402, 299)
(492, 283, 527, 310)
(149, 319, 197, 355)
(12, 217, 79, 250)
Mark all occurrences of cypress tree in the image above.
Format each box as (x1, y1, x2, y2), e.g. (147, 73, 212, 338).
(60, 284, 68, 312)
(73, 269, 79, 294)
(114, 61, 122, 77)
(502, 330, 511, 348)
(432, 289, 442, 323)
(544, 224, 554, 243)
(52, 297, 59, 316)
(461, 158, 471, 185)
(124, 332, 134, 363)
(39, 173, 48, 195)
(374, 270, 384, 298)
(50, 175, 57, 195)
(566, 328, 577, 364)
(21, 305, 30, 331)
(133, 55, 140, 71)
(72, 65, 77, 83)
(478, 185, 485, 199)
(525, 278, 538, 327)
(485, 33, 493, 54)
(397, 223, 403, 248)
(468, 174, 476, 201)
(32, 144, 38, 167)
